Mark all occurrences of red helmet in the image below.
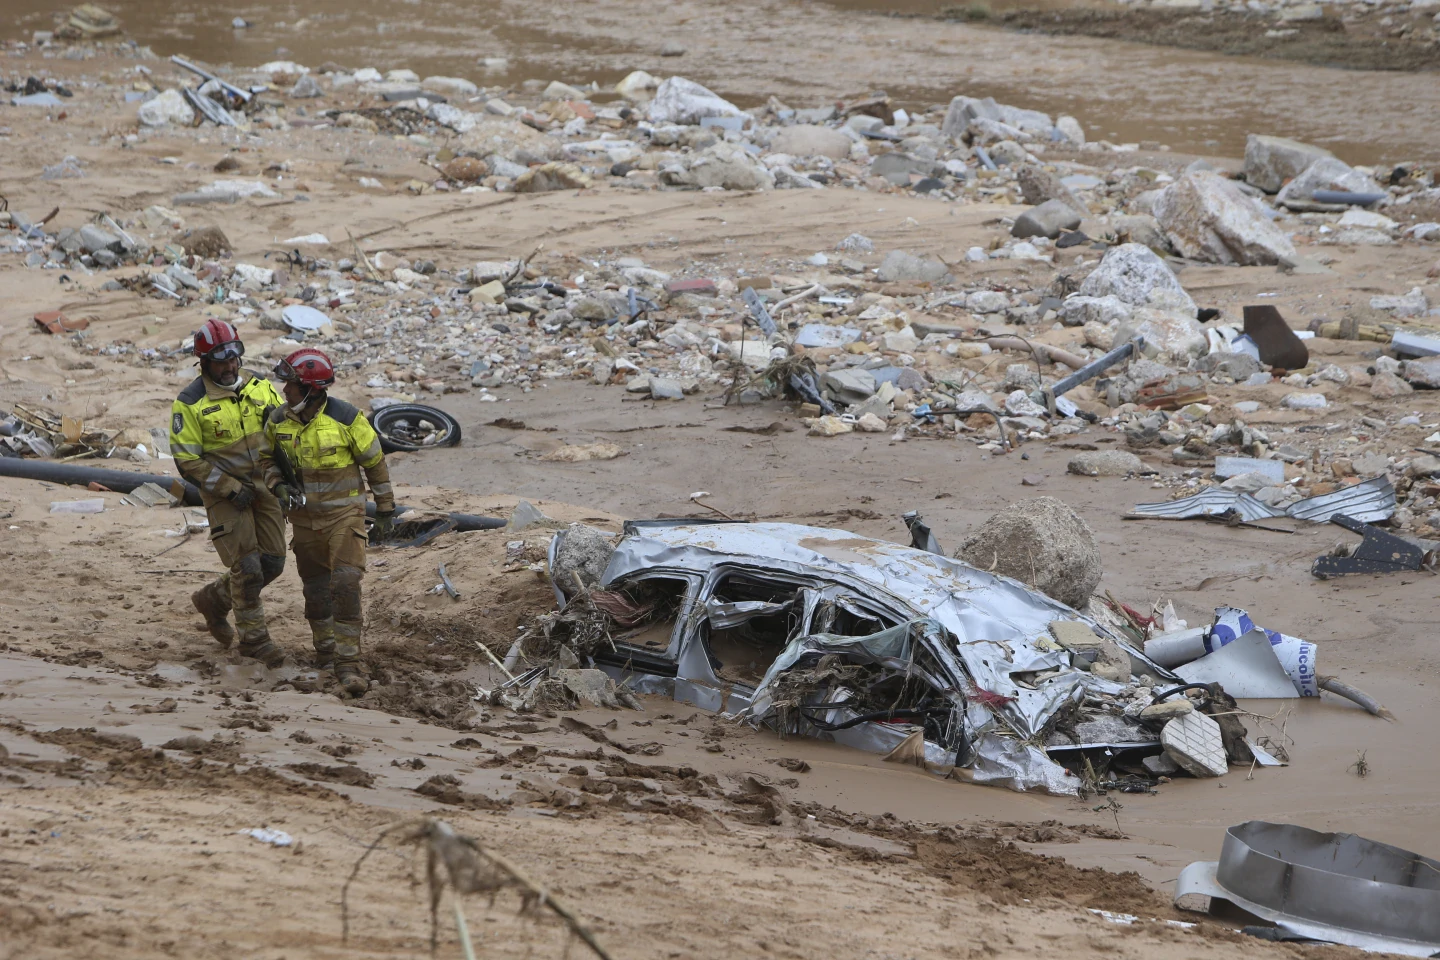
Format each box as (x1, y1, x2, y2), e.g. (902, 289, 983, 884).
(275, 348, 336, 388)
(193, 318, 244, 360)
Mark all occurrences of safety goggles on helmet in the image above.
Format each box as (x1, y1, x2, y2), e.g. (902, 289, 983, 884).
(206, 340, 245, 362)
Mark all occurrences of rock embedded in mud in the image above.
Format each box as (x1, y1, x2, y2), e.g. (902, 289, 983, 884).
(551, 523, 616, 595)
(956, 496, 1103, 609)
(1153, 172, 1296, 266)
(1243, 134, 1334, 194)
(1066, 450, 1143, 477)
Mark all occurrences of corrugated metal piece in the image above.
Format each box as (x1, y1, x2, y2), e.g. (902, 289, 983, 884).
(1130, 488, 1281, 522)
(1285, 475, 1396, 524)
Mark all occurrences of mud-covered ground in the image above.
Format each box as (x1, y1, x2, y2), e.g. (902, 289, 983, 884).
(986, 6, 1440, 72)
(2, 24, 1439, 960)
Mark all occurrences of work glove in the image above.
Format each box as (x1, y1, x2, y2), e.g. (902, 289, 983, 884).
(229, 485, 256, 509)
(370, 510, 395, 544)
(272, 483, 298, 510)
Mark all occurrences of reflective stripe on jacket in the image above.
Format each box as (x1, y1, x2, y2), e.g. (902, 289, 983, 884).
(260, 397, 394, 524)
(169, 372, 284, 502)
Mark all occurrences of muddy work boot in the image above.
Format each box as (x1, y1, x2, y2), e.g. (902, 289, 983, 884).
(237, 634, 287, 669)
(191, 578, 235, 648)
(333, 660, 369, 697)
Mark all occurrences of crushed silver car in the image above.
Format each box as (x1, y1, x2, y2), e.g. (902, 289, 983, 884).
(536, 518, 1177, 796)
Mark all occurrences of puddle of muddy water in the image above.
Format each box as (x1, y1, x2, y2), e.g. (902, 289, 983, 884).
(7, 0, 1438, 163)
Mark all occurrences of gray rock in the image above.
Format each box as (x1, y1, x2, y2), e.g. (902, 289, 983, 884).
(956, 496, 1103, 608)
(941, 95, 1003, 137)
(1143, 752, 1181, 776)
(1067, 450, 1143, 477)
(1276, 157, 1383, 206)
(769, 124, 852, 159)
(821, 368, 878, 404)
(570, 296, 613, 322)
(1243, 134, 1334, 194)
(1061, 294, 1132, 328)
(552, 524, 616, 596)
(835, 233, 874, 254)
(772, 165, 823, 189)
(966, 290, 1009, 314)
(1002, 363, 1041, 392)
(1153, 172, 1296, 266)
(1012, 199, 1082, 240)
(1078, 243, 1196, 314)
(648, 377, 685, 400)
(646, 77, 744, 125)
(1110, 214, 1170, 254)
(1372, 371, 1414, 399)
(876, 250, 949, 284)
(1115, 307, 1208, 361)
(871, 153, 935, 186)
(137, 88, 194, 127)
(665, 143, 774, 191)
(1370, 287, 1428, 317)
(1403, 356, 1440, 389)
(1197, 351, 1263, 381)
(987, 139, 1031, 166)
(1004, 390, 1047, 417)
(79, 224, 121, 255)
(1016, 165, 1088, 214)
(290, 75, 323, 98)
(1055, 115, 1085, 146)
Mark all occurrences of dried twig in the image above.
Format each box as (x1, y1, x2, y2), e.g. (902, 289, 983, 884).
(343, 818, 615, 960)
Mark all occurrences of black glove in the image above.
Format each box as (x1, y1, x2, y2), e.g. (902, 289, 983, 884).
(370, 510, 395, 544)
(272, 483, 297, 509)
(229, 485, 256, 509)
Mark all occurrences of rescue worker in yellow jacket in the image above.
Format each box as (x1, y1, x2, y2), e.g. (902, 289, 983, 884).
(259, 348, 394, 696)
(169, 319, 288, 667)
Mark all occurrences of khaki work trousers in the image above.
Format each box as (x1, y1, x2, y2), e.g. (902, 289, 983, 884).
(291, 505, 369, 665)
(201, 489, 286, 648)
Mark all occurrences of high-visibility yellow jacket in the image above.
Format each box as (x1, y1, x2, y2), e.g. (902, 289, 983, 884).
(169, 371, 284, 504)
(259, 397, 394, 527)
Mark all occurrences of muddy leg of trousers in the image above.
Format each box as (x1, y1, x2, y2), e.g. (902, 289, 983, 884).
(201, 490, 286, 657)
(292, 509, 369, 693)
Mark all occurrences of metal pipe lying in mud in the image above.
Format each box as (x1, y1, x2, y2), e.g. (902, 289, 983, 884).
(0, 457, 507, 532)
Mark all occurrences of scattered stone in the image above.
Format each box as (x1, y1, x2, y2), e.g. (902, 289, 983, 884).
(956, 496, 1103, 608)
(808, 415, 854, 437)
(443, 156, 489, 182)
(770, 124, 852, 160)
(1077, 243, 1196, 314)
(856, 412, 888, 432)
(647, 77, 744, 125)
(513, 162, 592, 193)
(290, 75, 323, 99)
(1015, 165, 1087, 214)
(1370, 287, 1428, 318)
(1403, 357, 1440, 389)
(877, 250, 949, 284)
(1281, 392, 1328, 410)
(1276, 157, 1383, 206)
(1067, 450, 1143, 477)
(1140, 699, 1194, 721)
(1049, 621, 1130, 683)
(1371, 371, 1415, 398)
(1243, 134, 1334, 194)
(1153, 172, 1295, 266)
(1012, 199, 1082, 240)
(138, 89, 194, 127)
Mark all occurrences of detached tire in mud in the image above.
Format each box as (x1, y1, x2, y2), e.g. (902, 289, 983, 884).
(372, 403, 462, 453)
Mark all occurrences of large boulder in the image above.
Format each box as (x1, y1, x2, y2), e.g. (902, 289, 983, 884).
(1077, 243, 1196, 314)
(769, 124, 852, 160)
(1243, 134, 1334, 194)
(1275, 157, 1384, 206)
(1154, 172, 1296, 266)
(956, 497, 1103, 609)
(647, 77, 745, 125)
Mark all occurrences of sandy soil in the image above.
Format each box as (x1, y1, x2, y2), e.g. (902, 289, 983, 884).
(2, 37, 1439, 960)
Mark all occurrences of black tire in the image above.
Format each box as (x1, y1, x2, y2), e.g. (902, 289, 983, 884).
(372, 403, 462, 453)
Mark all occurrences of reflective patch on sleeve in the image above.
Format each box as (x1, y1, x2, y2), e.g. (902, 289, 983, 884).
(173, 412, 185, 434)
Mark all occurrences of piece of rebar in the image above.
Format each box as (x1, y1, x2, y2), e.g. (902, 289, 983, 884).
(1029, 338, 1137, 404)
(169, 55, 252, 102)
